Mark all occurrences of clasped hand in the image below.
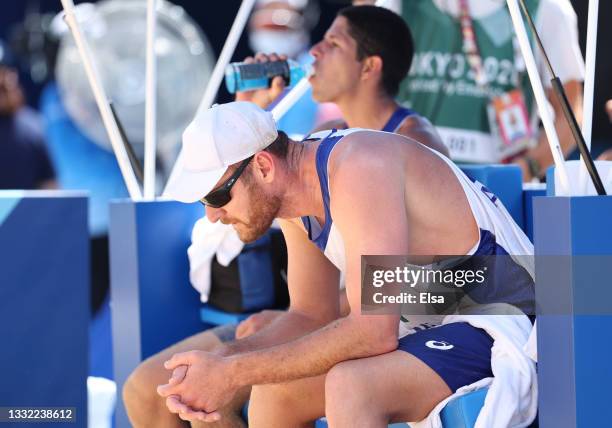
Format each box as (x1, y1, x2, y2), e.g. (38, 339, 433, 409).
(157, 350, 238, 423)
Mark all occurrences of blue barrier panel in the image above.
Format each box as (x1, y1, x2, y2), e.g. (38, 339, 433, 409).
(109, 200, 203, 428)
(0, 191, 89, 427)
(522, 184, 546, 242)
(460, 165, 524, 229)
(534, 196, 612, 427)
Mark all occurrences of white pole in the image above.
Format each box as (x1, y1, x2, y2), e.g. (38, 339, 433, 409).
(271, 78, 311, 122)
(582, 0, 598, 150)
(163, 0, 257, 196)
(197, 0, 257, 114)
(578, 0, 599, 195)
(144, 0, 157, 200)
(506, 0, 571, 195)
(60, 0, 142, 200)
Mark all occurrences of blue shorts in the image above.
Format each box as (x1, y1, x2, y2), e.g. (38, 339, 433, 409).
(397, 322, 493, 392)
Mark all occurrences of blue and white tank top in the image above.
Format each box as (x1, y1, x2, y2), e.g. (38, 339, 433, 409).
(381, 106, 415, 133)
(299, 106, 415, 267)
(301, 129, 535, 336)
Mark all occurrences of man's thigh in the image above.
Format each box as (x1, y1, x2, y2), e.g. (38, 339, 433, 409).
(396, 322, 494, 394)
(326, 350, 452, 423)
(139, 324, 236, 383)
(162, 324, 234, 356)
(327, 322, 493, 422)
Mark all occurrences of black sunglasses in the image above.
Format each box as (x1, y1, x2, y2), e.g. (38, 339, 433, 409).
(200, 156, 254, 208)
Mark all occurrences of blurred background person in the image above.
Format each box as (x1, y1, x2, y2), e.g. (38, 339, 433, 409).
(247, 0, 341, 136)
(0, 39, 56, 190)
(395, 0, 585, 182)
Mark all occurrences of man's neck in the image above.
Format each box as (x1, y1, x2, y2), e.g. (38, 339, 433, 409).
(277, 140, 326, 221)
(336, 88, 398, 131)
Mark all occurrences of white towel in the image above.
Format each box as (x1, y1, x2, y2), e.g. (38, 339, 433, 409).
(87, 377, 116, 428)
(410, 313, 537, 428)
(187, 217, 244, 302)
(524, 320, 538, 362)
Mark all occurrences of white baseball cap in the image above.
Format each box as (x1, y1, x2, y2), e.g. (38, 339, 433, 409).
(165, 101, 278, 203)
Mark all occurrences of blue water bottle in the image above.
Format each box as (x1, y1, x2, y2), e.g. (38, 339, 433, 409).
(225, 59, 309, 93)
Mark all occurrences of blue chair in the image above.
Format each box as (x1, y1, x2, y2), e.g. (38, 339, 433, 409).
(460, 164, 524, 229)
(440, 388, 488, 427)
(315, 419, 409, 427)
(312, 388, 487, 428)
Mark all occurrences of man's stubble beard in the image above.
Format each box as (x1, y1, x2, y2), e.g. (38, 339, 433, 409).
(234, 183, 282, 243)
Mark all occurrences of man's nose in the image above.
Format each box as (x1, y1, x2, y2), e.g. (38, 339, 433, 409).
(309, 41, 322, 59)
(205, 206, 224, 223)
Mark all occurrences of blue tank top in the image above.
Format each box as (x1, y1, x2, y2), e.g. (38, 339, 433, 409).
(300, 129, 535, 335)
(300, 129, 342, 252)
(381, 107, 415, 133)
(298, 105, 415, 252)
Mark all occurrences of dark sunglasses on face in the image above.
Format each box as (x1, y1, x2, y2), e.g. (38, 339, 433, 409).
(200, 156, 254, 208)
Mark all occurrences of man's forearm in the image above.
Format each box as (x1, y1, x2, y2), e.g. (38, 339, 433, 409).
(219, 310, 330, 356)
(227, 315, 398, 387)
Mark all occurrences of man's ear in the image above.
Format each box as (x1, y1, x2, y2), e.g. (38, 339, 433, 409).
(253, 151, 275, 183)
(361, 55, 383, 82)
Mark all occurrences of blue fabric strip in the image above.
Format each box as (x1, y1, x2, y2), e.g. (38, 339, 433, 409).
(382, 107, 415, 133)
(300, 129, 340, 251)
(466, 229, 535, 314)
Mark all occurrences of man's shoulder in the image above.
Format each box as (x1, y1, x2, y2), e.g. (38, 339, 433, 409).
(395, 115, 450, 157)
(334, 129, 401, 152)
(328, 130, 410, 181)
(396, 114, 431, 135)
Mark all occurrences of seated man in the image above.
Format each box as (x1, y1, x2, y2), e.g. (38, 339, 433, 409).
(159, 101, 535, 427)
(239, 6, 448, 156)
(123, 6, 447, 428)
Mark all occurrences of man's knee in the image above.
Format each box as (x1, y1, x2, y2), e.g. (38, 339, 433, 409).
(250, 383, 297, 412)
(249, 380, 324, 428)
(325, 360, 368, 404)
(123, 356, 166, 408)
